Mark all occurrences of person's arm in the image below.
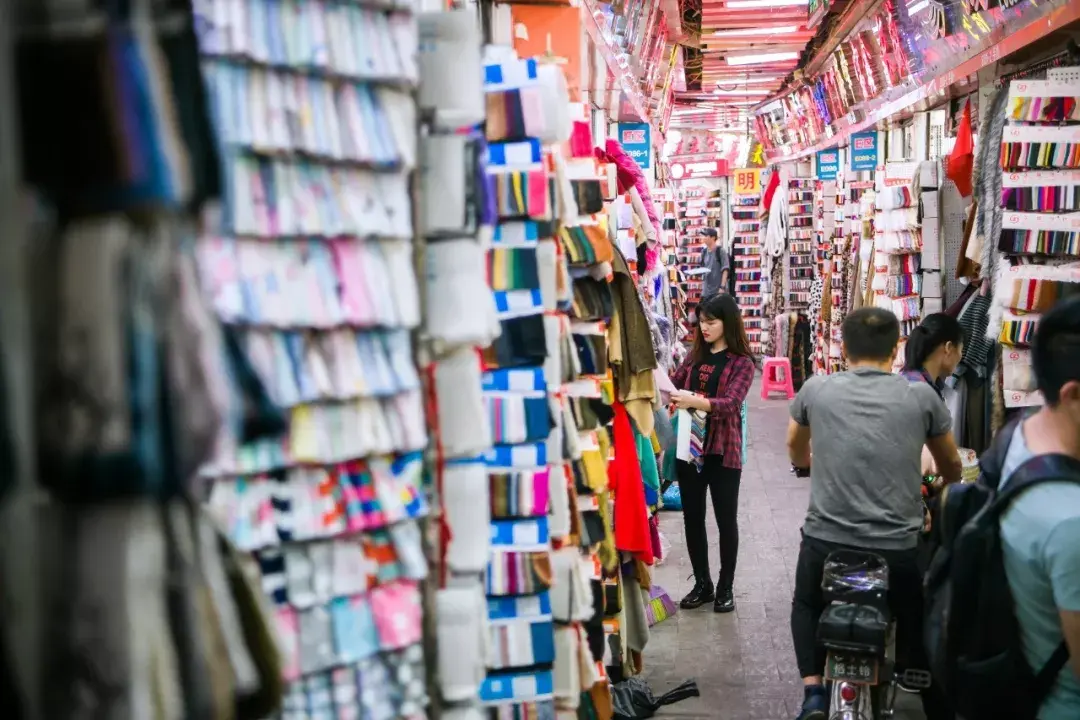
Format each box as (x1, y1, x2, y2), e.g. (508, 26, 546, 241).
(1046, 517, 1080, 678)
(787, 419, 811, 468)
(787, 378, 815, 467)
(919, 385, 962, 485)
(926, 432, 963, 485)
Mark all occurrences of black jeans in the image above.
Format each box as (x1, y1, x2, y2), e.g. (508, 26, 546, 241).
(790, 533, 953, 720)
(677, 456, 741, 589)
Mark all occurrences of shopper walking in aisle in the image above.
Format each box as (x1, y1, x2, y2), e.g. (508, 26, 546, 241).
(668, 293, 754, 613)
(699, 227, 730, 299)
(786, 307, 961, 720)
(968, 297, 1080, 720)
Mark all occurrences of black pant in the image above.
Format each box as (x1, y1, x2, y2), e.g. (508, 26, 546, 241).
(790, 534, 953, 720)
(677, 456, 741, 589)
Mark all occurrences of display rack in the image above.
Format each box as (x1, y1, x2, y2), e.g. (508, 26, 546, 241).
(732, 193, 763, 355)
(787, 178, 815, 311)
(994, 72, 1080, 410)
(872, 161, 922, 372)
(193, 3, 433, 717)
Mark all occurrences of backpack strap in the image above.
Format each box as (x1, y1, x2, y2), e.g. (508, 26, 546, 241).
(992, 454, 1080, 703)
(993, 454, 1080, 513)
(1033, 642, 1070, 704)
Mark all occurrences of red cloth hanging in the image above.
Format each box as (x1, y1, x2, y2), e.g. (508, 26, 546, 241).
(608, 402, 654, 565)
(762, 168, 781, 212)
(947, 100, 974, 198)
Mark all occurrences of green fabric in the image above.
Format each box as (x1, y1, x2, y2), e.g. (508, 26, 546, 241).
(635, 427, 660, 490)
(662, 411, 680, 481)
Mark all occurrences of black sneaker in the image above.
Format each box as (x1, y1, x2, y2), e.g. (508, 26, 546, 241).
(679, 580, 715, 609)
(713, 585, 735, 613)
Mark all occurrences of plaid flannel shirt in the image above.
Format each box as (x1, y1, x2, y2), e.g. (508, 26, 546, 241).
(670, 353, 754, 470)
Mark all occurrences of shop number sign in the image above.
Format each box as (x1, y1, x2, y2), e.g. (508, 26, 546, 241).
(733, 168, 761, 195)
(618, 122, 651, 170)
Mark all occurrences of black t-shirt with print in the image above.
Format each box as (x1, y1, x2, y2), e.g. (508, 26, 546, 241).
(690, 349, 730, 400)
(690, 349, 730, 441)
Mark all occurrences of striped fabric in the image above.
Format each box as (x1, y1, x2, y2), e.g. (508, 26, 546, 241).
(688, 410, 707, 472)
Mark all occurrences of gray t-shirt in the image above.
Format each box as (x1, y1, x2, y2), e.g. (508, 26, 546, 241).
(790, 368, 952, 550)
(702, 245, 730, 299)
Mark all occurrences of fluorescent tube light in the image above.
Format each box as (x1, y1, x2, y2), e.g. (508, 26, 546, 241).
(713, 25, 799, 36)
(713, 76, 780, 85)
(713, 89, 770, 96)
(726, 51, 799, 66)
(726, 0, 808, 8)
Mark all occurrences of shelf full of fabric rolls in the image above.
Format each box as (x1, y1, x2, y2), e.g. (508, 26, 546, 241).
(787, 178, 815, 311)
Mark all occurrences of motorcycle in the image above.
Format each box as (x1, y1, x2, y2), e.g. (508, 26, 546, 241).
(815, 550, 931, 720)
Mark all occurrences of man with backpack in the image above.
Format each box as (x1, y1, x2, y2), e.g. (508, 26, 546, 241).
(926, 296, 1080, 720)
(699, 228, 730, 299)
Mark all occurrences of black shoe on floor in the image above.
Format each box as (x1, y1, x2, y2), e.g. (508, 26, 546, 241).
(679, 580, 715, 609)
(713, 585, 735, 613)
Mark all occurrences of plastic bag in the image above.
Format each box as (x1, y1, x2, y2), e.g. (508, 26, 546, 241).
(660, 483, 682, 511)
(612, 677, 700, 719)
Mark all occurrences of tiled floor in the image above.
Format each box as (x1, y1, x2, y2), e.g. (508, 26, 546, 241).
(642, 381, 924, 719)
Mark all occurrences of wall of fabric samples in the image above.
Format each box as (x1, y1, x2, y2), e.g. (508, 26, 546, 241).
(413, 9, 498, 720)
(732, 192, 764, 356)
(988, 73, 1080, 413)
(193, 2, 432, 718)
(871, 162, 923, 372)
(787, 178, 815, 312)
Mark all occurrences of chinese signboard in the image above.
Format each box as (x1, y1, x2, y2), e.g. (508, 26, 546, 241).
(816, 149, 839, 180)
(850, 131, 878, 171)
(733, 168, 762, 195)
(618, 122, 651, 170)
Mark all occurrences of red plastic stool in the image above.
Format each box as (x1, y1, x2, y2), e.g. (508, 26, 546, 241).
(760, 356, 795, 400)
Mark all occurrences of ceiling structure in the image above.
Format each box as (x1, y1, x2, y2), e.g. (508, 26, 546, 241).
(669, 0, 829, 131)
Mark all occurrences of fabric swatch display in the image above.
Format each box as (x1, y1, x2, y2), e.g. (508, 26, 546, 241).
(193, 1, 435, 714)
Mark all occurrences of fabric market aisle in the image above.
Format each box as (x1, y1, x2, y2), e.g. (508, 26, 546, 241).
(644, 378, 924, 719)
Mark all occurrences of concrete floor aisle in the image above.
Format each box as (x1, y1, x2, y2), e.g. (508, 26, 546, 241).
(641, 378, 924, 719)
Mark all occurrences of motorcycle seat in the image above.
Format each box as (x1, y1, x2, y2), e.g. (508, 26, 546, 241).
(817, 600, 891, 655)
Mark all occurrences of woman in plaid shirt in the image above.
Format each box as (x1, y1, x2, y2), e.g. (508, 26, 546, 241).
(668, 293, 755, 613)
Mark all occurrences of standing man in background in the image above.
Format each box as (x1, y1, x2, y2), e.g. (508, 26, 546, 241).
(700, 227, 730, 299)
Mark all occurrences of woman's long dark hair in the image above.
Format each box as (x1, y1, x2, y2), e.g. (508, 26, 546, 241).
(690, 294, 752, 363)
(903, 313, 966, 372)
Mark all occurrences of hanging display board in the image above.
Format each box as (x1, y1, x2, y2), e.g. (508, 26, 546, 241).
(669, 156, 729, 180)
(733, 167, 762, 195)
(816, 149, 839, 180)
(618, 122, 652, 169)
(850, 132, 878, 171)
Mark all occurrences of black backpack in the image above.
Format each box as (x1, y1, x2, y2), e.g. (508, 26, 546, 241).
(924, 420, 1079, 720)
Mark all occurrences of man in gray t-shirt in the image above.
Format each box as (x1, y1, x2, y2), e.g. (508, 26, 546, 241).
(700, 228, 729, 299)
(786, 308, 962, 720)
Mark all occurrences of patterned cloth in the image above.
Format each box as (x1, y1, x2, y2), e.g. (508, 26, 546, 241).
(688, 410, 707, 472)
(669, 353, 754, 469)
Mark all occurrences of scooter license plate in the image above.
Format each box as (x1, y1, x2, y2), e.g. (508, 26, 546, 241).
(825, 651, 879, 685)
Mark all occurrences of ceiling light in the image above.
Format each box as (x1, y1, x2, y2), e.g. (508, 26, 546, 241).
(713, 25, 799, 37)
(730, 0, 811, 7)
(726, 0, 808, 8)
(726, 51, 799, 66)
(714, 76, 780, 85)
(713, 89, 769, 95)
(907, 0, 929, 12)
